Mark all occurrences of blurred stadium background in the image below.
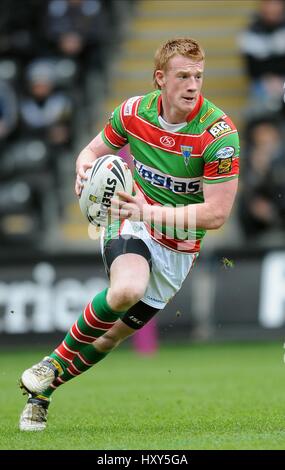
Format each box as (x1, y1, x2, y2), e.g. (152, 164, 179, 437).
(0, 0, 285, 449)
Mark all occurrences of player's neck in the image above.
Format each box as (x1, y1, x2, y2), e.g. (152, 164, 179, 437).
(160, 101, 188, 124)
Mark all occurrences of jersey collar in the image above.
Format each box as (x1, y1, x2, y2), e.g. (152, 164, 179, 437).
(157, 93, 204, 123)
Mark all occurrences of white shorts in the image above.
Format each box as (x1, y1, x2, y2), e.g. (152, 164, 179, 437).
(101, 220, 198, 310)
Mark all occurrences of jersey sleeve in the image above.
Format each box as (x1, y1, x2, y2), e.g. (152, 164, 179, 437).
(101, 102, 128, 150)
(202, 123, 240, 184)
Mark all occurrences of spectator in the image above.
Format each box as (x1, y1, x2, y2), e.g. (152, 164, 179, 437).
(0, 0, 46, 66)
(19, 59, 73, 150)
(0, 79, 18, 142)
(43, 0, 111, 76)
(238, 0, 285, 116)
(238, 118, 285, 240)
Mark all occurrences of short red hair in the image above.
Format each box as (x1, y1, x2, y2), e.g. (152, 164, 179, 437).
(153, 37, 205, 89)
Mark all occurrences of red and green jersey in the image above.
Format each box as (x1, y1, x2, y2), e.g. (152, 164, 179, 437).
(101, 90, 239, 253)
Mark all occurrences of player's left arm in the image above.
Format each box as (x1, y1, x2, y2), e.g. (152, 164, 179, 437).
(176, 125, 240, 229)
(113, 178, 238, 230)
(175, 178, 238, 229)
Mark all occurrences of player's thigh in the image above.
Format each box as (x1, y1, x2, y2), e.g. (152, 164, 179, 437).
(110, 252, 150, 297)
(103, 234, 152, 299)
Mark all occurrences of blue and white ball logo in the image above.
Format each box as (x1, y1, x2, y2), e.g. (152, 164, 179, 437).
(215, 146, 235, 159)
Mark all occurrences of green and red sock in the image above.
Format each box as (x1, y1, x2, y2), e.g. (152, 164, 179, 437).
(54, 294, 118, 363)
(40, 288, 125, 399)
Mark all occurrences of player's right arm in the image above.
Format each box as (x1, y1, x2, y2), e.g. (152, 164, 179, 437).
(75, 101, 128, 196)
(75, 133, 113, 196)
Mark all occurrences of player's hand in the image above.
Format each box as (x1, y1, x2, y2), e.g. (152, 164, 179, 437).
(110, 191, 146, 222)
(75, 160, 93, 197)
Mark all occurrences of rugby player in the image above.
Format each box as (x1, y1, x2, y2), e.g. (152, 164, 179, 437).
(19, 38, 239, 431)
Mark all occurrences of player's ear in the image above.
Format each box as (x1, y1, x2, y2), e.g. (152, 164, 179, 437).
(155, 70, 165, 89)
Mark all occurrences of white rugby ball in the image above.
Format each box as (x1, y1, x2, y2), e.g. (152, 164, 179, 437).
(79, 154, 133, 227)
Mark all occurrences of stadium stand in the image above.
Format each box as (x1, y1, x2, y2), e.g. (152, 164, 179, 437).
(0, 0, 135, 252)
(238, 0, 285, 118)
(237, 0, 285, 246)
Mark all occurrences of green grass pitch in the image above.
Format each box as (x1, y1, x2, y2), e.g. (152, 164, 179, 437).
(0, 342, 284, 450)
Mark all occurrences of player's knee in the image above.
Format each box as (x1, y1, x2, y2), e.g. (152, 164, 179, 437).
(108, 285, 145, 311)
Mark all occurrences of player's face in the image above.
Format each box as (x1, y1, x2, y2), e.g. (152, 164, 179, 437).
(156, 55, 204, 122)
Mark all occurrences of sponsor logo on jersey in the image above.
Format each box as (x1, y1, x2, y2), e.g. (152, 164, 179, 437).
(123, 96, 141, 116)
(215, 146, 235, 159)
(181, 145, 193, 167)
(134, 160, 202, 194)
(200, 107, 215, 123)
(217, 157, 232, 174)
(208, 120, 232, 138)
(160, 135, 176, 147)
(146, 92, 157, 110)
